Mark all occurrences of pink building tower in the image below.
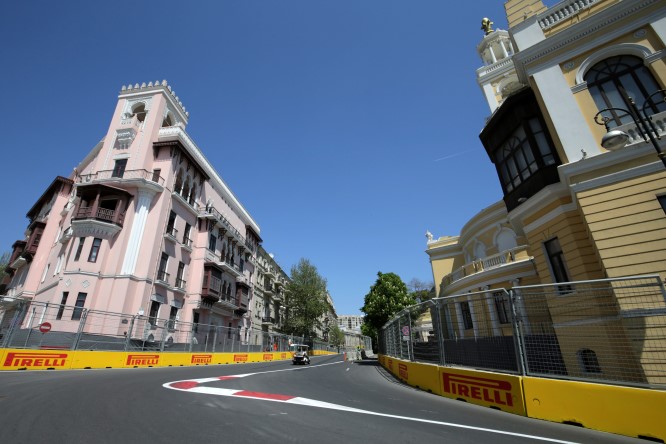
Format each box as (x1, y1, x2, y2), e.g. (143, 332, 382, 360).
(1, 81, 262, 347)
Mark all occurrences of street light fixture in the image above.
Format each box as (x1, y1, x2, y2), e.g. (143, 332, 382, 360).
(593, 89, 666, 168)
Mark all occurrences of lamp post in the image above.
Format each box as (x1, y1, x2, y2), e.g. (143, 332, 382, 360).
(593, 89, 666, 168)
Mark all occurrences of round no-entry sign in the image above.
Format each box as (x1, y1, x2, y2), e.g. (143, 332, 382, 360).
(39, 322, 52, 333)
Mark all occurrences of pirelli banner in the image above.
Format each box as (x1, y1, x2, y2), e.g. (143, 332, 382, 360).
(0, 349, 296, 371)
(378, 355, 526, 416)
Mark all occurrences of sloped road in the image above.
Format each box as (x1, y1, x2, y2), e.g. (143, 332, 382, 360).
(0, 355, 641, 443)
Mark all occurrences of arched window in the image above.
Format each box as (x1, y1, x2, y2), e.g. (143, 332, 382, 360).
(584, 55, 665, 128)
(131, 103, 147, 122)
(174, 170, 184, 195)
(496, 228, 518, 252)
(162, 113, 174, 127)
(577, 348, 601, 374)
(474, 242, 486, 260)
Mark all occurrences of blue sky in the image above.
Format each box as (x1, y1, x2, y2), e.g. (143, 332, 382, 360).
(1, 1, 512, 315)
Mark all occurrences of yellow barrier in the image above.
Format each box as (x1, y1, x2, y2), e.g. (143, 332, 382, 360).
(439, 367, 525, 415)
(523, 377, 666, 442)
(0, 348, 340, 371)
(378, 355, 526, 415)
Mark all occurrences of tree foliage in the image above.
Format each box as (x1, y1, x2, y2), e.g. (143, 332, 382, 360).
(360, 272, 415, 344)
(407, 278, 435, 303)
(281, 258, 328, 338)
(328, 323, 345, 349)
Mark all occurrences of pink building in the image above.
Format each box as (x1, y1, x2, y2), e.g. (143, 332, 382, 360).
(1, 81, 263, 346)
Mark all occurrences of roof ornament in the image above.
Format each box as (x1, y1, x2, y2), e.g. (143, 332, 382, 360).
(481, 17, 494, 35)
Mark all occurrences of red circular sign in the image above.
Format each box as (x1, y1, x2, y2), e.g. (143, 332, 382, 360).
(39, 322, 52, 333)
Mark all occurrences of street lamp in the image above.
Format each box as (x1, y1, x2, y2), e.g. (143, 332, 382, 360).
(593, 89, 666, 168)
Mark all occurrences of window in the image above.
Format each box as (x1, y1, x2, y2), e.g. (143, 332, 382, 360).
(41, 264, 50, 283)
(149, 300, 160, 325)
(166, 211, 177, 237)
(577, 349, 601, 374)
(192, 311, 199, 333)
(88, 238, 102, 263)
(480, 88, 562, 211)
(585, 55, 666, 128)
(158, 253, 169, 283)
(71, 292, 87, 320)
(494, 291, 511, 324)
(208, 230, 217, 252)
(56, 292, 69, 320)
(168, 306, 178, 330)
(152, 169, 161, 183)
(544, 237, 572, 293)
(495, 118, 557, 194)
(112, 158, 128, 178)
(74, 237, 85, 261)
(183, 223, 192, 246)
(176, 262, 185, 288)
(460, 301, 473, 330)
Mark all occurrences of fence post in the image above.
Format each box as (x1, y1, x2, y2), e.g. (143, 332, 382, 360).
(160, 320, 169, 352)
(1, 302, 28, 348)
(72, 309, 88, 350)
(433, 299, 446, 366)
(407, 310, 413, 361)
(125, 315, 136, 351)
(509, 289, 527, 375)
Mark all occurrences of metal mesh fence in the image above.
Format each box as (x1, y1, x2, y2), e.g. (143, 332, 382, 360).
(380, 275, 666, 389)
(0, 299, 309, 353)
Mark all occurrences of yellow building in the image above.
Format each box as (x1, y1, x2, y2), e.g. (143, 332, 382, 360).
(426, 0, 666, 384)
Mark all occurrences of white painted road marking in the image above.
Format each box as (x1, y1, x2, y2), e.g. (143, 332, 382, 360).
(163, 363, 580, 444)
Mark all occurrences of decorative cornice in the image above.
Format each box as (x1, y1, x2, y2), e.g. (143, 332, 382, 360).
(159, 126, 260, 233)
(512, 0, 664, 83)
(120, 80, 189, 121)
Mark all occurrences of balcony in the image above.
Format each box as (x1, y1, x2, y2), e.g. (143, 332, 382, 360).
(71, 206, 124, 240)
(175, 278, 187, 290)
(181, 237, 193, 252)
(77, 168, 164, 194)
(218, 258, 242, 278)
(156, 270, 171, 286)
(262, 316, 275, 326)
(441, 246, 533, 289)
(164, 226, 179, 242)
(198, 205, 246, 247)
(201, 274, 221, 304)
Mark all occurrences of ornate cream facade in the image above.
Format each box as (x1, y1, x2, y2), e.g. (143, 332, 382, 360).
(428, 0, 666, 383)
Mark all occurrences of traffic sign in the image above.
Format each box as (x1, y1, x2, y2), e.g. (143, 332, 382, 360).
(401, 326, 410, 336)
(39, 322, 52, 333)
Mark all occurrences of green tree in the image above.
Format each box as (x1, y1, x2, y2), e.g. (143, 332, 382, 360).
(282, 258, 328, 338)
(361, 272, 415, 349)
(328, 323, 345, 350)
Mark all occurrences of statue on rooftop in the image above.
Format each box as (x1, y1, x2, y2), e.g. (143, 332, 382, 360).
(481, 17, 494, 35)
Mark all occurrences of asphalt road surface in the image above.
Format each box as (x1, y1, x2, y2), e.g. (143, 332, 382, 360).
(0, 355, 643, 443)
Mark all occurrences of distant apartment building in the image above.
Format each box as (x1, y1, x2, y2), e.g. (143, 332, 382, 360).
(426, 0, 666, 384)
(253, 246, 290, 334)
(338, 315, 363, 334)
(0, 81, 265, 344)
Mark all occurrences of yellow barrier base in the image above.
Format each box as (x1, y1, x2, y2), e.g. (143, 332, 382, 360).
(0, 348, 338, 371)
(523, 377, 666, 442)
